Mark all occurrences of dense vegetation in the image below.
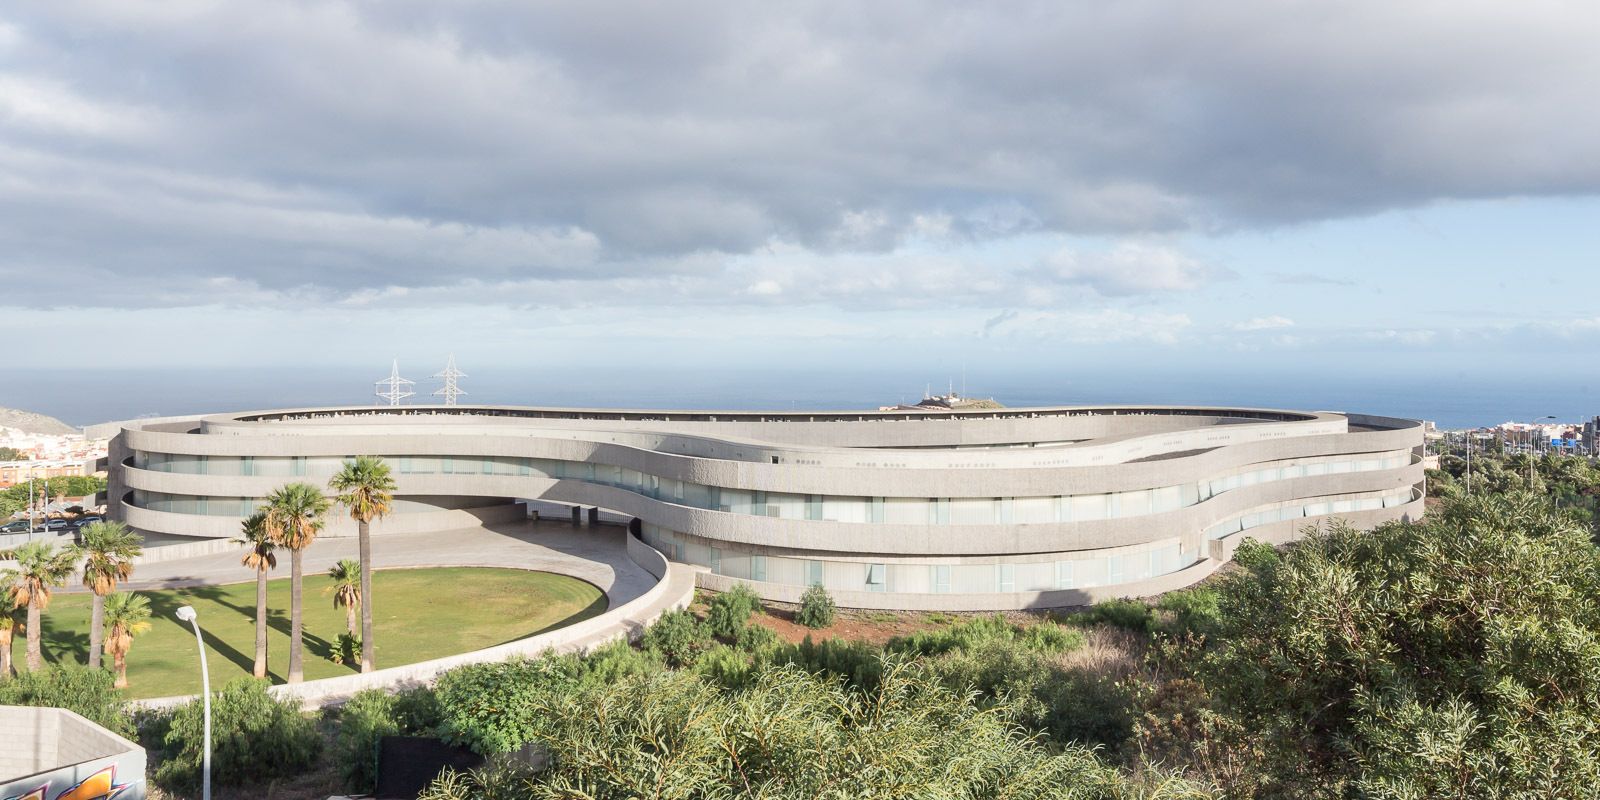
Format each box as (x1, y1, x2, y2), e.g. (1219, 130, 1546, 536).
(0, 474, 106, 517)
(6, 488, 1600, 797)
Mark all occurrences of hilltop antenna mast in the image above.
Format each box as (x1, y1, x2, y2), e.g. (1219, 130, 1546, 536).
(374, 359, 415, 406)
(432, 354, 467, 406)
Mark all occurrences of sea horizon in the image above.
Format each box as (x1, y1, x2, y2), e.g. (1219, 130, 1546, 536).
(3, 365, 1593, 431)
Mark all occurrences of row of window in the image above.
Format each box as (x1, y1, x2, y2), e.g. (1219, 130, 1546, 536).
(128, 490, 467, 517)
(1204, 488, 1417, 540)
(644, 525, 1196, 594)
(641, 486, 1417, 595)
(132, 450, 1413, 525)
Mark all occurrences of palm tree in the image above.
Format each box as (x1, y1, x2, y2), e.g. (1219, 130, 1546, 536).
(8, 540, 79, 671)
(0, 580, 19, 678)
(78, 521, 143, 670)
(102, 592, 152, 689)
(325, 558, 362, 638)
(233, 510, 276, 679)
(329, 456, 395, 674)
(264, 482, 331, 684)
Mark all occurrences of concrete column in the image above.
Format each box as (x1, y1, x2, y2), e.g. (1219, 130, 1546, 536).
(587, 507, 599, 526)
(571, 506, 582, 526)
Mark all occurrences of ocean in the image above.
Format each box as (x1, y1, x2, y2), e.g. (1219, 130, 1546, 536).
(1, 366, 1595, 431)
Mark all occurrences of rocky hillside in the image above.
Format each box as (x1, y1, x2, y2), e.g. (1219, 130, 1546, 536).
(0, 407, 78, 435)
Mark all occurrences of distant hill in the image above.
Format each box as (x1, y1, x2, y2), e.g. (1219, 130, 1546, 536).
(0, 407, 78, 435)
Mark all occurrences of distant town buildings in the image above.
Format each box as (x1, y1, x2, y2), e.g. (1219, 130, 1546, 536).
(0, 425, 108, 488)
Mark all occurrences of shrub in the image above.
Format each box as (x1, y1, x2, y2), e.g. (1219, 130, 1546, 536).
(889, 614, 1084, 657)
(421, 659, 1142, 798)
(0, 664, 132, 738)
(704, 583, 763, 640)
(330, 632, 361, 666)
(1154, 588, 1220, 637)
(570, 639, 665, 686)
(434, 658, 563, 755)
(734, 621, 781, 654)
(1201, 494, 1600, 795)
(1075, 598, 1153, 632)
(695, 644, 758, 689)
(153, 678, 320, 795)
(333, 690, 398, 793)
(768, 635, 884, 690)
(795, 584, 837, 629)
(641, 609, 713, 667)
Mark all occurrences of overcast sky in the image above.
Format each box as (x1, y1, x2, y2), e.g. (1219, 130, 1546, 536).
(3, 1, 1599, 383)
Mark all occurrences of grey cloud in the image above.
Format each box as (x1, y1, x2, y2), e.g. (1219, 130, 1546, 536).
(1, 1, 1598, 306)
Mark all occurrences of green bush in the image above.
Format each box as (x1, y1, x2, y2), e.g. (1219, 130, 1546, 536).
(1201, 494, 1600, 795)
(568, 638, 665, 686)
(768, 635, 884, 690)
(331, 686, 441, 793)
(434, 658, 563, 755)
(734, 621, 781, 654)
(421, 659, 1144, 799)
(1074, 598, 1153, 632)
(795, 584, 836, 629)
(695, 644, 758, 689)
(0, 664, 132, 738)
(152, 678, 320, 795)
(333, 690, 399, 793)
(704, 583, 762, 640)
(640, 609, 713, 667)
(1154, 587, 1220, 637)
(889, 614, 1083, 657)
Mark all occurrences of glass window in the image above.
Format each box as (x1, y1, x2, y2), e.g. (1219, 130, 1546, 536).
(1055, 561, 1073, 589)
(1115, 489, 1151, 518)
(932, 564, 951, 593)
(806, 494, 824, 520)
(806, 560, 824, 587)
(1069, 494, 1108, 521)
(883, 497, 929, 524)
(1012, 496, 1055, 524)
(710, 547, 722, 575)
(949, 498, 995, 525)
(997, 564, 1015, 592)
(866, 563, 887, 591)
(751, 555, 766, 582)
(1107, 555, 1125, 584)
(823, 496, 870, 523)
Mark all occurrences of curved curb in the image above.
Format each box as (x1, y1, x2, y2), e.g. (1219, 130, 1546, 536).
(132, 535, 691, 710)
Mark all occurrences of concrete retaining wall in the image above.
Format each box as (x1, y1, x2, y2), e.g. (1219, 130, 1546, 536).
(134, 536, 693, 711)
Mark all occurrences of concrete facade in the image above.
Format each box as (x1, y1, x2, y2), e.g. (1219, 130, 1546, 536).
(0, 706, 146, 800)
(102, 404, 1425, 610)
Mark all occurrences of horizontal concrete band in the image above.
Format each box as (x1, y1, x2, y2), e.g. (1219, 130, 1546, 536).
(694, 501, 1422, 611)
(114, 461, 1423, 555)
(104, 404, 1425, 604)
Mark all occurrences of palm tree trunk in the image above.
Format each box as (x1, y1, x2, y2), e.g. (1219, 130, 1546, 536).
(253, 568, 269, 679)
(346, 603, 356, 638)
(113, 651, 128, 689)
(359, 517, 374, 673)
(288, 548, 303, 683)
(0, 630, 12, 677)
(26, 598, 42, 672)
(89, 593, 105, 670)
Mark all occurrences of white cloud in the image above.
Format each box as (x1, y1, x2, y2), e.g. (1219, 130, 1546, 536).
(1040, 243, 1226, 296)
(1231, 315, 1295, 331)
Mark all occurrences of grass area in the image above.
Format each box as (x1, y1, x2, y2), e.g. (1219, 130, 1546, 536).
(10, 567, 607, 699)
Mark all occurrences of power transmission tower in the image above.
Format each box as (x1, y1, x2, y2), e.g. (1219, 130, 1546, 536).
(374, 359, 415, 406)
(432, 354, 467, 406)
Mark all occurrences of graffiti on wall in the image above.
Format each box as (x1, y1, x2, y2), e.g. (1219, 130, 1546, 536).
(2, 765, 138, 800)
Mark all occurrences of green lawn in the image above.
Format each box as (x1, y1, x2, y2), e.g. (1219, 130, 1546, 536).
(10, 567, 607, 699)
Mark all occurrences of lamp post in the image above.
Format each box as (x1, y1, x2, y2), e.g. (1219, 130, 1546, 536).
(175, 605, 211, 800)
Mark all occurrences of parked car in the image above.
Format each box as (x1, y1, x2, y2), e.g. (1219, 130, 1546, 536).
(0, 520, 30, 533)
(75, 516, 105, 527)
(42, 519, 71, 531)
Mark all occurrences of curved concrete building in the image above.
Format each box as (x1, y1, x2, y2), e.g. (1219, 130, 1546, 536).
(102, 404, 1424, 610)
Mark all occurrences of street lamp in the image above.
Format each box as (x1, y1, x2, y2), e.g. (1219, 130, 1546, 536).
(175, 605, 212, 800)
